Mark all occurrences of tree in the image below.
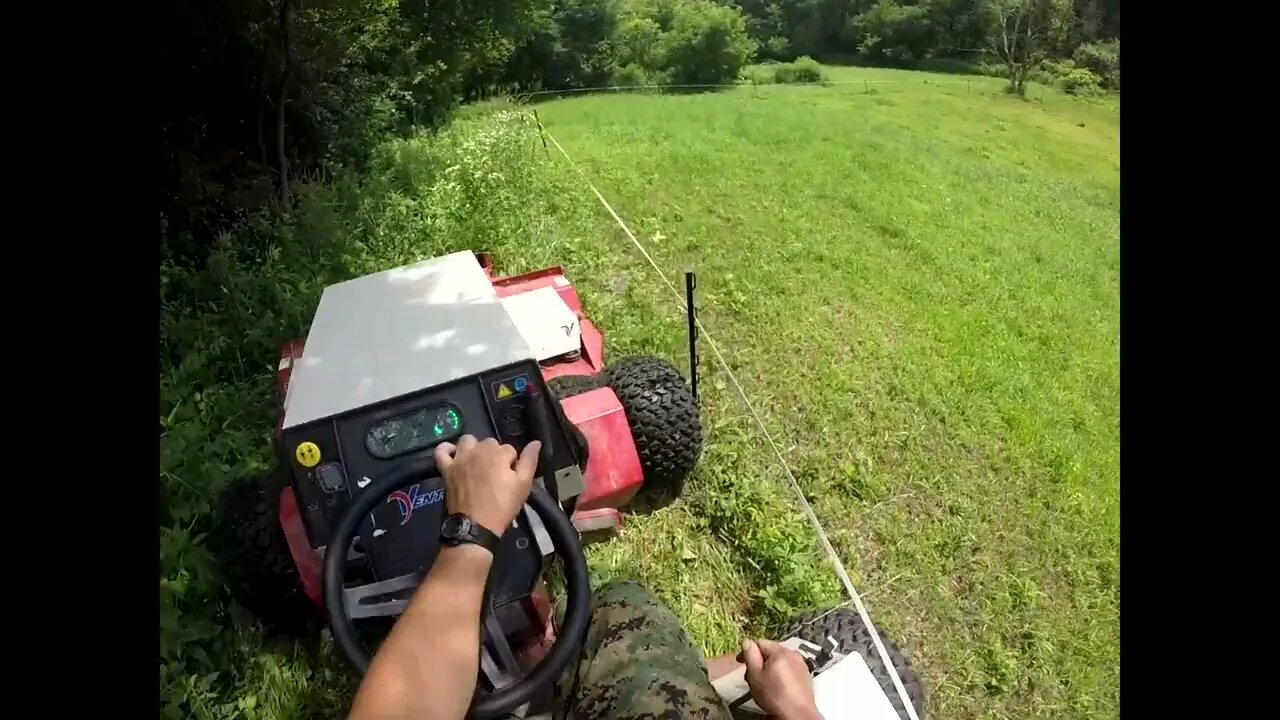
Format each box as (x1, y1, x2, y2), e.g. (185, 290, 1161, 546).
(554, 0, 623, 88)
(850, 1, 937, 64)
(658, 0, 758, 85)
(160, 0, 552, 264)
(615, 16, 664, 69)
(988, 0, 1071, 95)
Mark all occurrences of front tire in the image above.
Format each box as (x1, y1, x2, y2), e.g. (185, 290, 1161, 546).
(605, 356, 702, 511)
(778, 608, 926, 720)
(215, 467, 317, 637)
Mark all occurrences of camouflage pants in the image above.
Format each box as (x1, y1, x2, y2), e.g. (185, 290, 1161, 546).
(558, 581, 732, 719)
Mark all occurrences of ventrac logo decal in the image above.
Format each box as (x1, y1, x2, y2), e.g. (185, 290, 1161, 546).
(387, 484, 445, 525)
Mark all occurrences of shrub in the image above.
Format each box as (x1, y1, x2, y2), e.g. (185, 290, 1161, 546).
(615, 15, 662, 71)
(850, 1, 933, 65)
(1040, 57, 1075, 77)
(612, 63, 652, 88)
(976, 61, 1007, 79)
(740, 66, 776, 85)
(657, 0, 758, 86)
(1073, 40, 1120, 90)
(773, 56, 825, 84)
(763, 35, 790, 59)
(1058, 67, 1103, 96)
(1028, 57, 1074, 87)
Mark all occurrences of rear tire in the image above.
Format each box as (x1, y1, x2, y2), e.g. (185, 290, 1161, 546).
(605, 356, 702, 511)
(215, 467, 318, 637)
(778, 608, 926, 720)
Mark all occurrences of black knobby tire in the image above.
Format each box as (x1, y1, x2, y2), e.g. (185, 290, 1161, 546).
(779, 608, 927, 720)
(547, 373, 606, 399)
(605, 355, 702, 511)
(214, 466, 318, 637)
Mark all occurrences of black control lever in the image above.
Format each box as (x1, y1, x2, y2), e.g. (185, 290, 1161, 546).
(526, 386, 556, 490)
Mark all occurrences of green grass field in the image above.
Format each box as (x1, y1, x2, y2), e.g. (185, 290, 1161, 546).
(160, 65, 1119, 720)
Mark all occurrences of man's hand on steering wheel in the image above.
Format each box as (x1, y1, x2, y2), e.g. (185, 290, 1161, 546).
(435, 435, 542, 537)
(346, 430, 592, 720)
(349, 434, 542, 720)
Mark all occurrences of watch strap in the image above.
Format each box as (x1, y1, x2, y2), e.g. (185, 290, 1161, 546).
(441, 513, 502, 555)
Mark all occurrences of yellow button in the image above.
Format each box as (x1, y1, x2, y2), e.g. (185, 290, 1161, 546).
(295, 441, 322, 468)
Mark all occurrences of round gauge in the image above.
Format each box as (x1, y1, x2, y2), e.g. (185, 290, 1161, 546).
(443, 406, 462, 434)
(365, 404, 464, 459)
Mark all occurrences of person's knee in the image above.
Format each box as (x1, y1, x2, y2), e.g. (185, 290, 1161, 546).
(589, 580, 672, 631)
(595, 579, 653, 604)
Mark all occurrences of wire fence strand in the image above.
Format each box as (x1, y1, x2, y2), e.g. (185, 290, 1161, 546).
(503, 74, 1103, 109)
(541, 129, 923, 720)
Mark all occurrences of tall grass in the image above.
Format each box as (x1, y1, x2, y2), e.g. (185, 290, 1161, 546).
(160, 109, 587, 720)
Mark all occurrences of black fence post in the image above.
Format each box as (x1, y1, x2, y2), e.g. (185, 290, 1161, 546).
(684, 268, 698, 404)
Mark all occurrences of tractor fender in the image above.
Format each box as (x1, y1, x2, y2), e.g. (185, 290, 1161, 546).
(560, 386, 644, 512)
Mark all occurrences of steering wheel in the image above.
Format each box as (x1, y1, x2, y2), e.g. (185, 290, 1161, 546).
(322, 452, 592, 719)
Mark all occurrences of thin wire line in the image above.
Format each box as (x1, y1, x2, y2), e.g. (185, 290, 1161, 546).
(542, 130, 922, 720)
(517, 77, 983, 99)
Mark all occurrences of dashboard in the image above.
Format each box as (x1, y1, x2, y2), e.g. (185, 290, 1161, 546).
(280, 359, 584, 603)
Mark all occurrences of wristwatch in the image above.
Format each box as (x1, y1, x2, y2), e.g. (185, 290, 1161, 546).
(440, 513, 501, 555)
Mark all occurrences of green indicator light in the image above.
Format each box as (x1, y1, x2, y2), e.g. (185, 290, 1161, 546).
(447, 409, 460, 428)
(433, 423, 444, 437)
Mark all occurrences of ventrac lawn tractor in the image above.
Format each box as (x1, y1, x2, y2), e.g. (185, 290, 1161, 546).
(216, 251, 926, 719)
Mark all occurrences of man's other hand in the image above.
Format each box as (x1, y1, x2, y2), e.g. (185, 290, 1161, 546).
(742, 638, 821, 720)
(434, 435, 540, 536)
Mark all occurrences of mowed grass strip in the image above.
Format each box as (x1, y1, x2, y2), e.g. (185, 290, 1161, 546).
(535, 69, 1119, 719)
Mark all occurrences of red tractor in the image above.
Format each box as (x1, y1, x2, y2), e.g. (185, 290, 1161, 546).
(217, 251, 702, 716)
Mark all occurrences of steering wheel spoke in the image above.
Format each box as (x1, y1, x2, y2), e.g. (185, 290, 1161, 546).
(343, 571, 425, 619)
(481, 610, 522, 690)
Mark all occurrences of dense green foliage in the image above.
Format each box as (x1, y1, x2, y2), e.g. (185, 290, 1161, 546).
(725, 0, 1120, 96)
(743, 55, 827, 83)
(160, 0, 556, 263)
(730, 0, 1118, 68)
(493, 0, 1120, 95)
(494, 0, 758, 91)
(160, 0, 763, 266)
(160, 0, 1118, 267)
(776, 55, 826, 82)
(1072, 38, 1120, 89)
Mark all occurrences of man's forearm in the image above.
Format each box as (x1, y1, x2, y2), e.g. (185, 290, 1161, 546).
(348, 545, 493, 720)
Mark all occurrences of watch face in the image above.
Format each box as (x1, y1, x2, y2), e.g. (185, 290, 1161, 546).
(442, 514, 469, 538)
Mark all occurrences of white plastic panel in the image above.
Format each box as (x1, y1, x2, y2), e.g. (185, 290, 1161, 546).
(813, 652, 903, 720)
(283, 252, 535, 428)
(499, 285, 582, 362)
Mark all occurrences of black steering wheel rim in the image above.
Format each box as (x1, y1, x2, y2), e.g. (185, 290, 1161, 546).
(322, 455, 592, 719)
